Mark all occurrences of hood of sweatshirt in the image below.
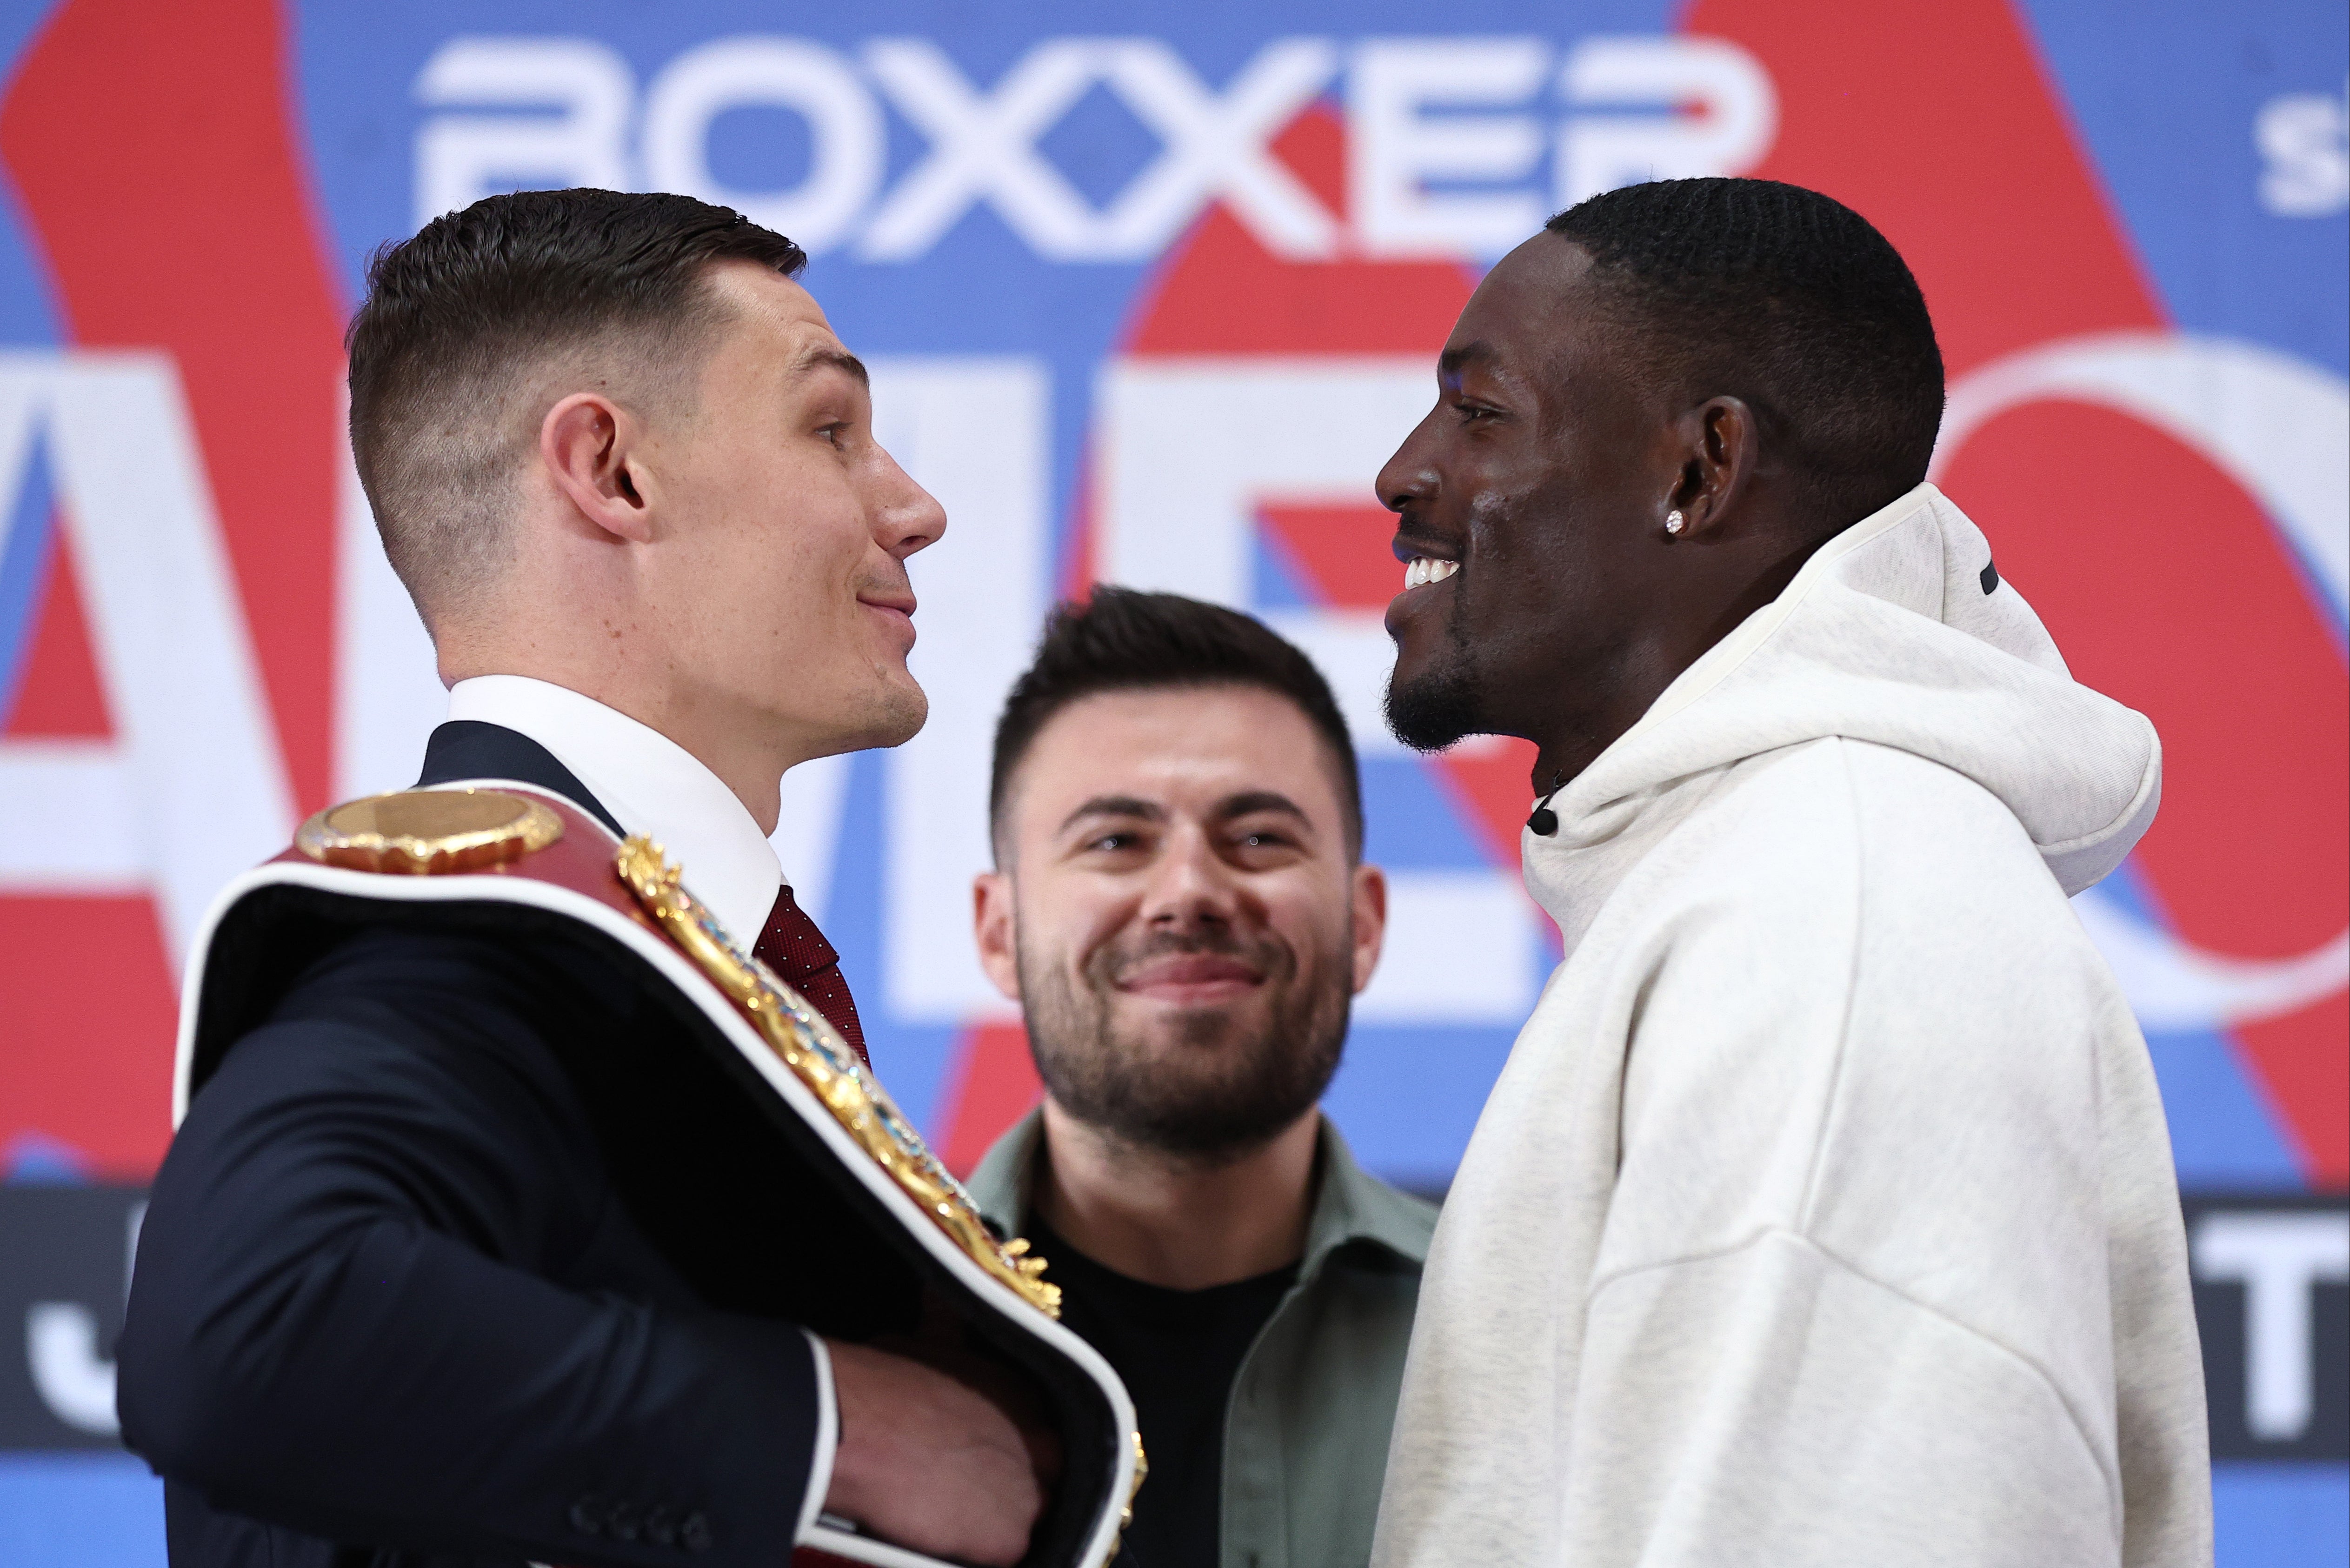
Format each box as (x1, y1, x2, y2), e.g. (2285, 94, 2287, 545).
(1522, 482, 2161, 952)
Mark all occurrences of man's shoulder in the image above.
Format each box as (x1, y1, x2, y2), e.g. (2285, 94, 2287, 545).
(963, 1107, 1043, 1238)
(1316, 1118, 1438, 1271)
(270, 916, 625, 1033)
(1346, 1173, 1440, 1268)
(1827, 739, 2102, 955)
(1693, 734, 2020, 842)
(189, 913, 641, 1137)
(1664, 737, 2064, 912)
(1607, 738, 2110, 1023)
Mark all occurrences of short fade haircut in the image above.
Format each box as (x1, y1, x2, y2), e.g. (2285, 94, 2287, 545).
(991, 588, 1365, 862)
(346, 188, 807, 624)
(1547, 177, 1944, 524)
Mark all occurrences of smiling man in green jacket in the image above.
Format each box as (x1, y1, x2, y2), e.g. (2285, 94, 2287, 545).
(966, 588, 1437, 1568)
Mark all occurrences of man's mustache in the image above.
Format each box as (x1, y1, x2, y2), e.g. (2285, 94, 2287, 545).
(1095, 929, 1289, 986)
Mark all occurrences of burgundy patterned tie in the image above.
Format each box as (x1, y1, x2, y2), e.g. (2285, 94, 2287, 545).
(751, 884, 868, 1068)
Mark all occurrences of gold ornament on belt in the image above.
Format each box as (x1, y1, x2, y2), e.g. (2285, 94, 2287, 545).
(615, 836, 1061, 1320)
(296, 788, 563, 874)
(1111, 1431, 1151, 1555)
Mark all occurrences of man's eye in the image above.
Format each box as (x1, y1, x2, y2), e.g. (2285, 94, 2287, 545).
(1453, 402, 1498, 423)
(1085, 832, 1139, 852)
(818, 422, 849, 447)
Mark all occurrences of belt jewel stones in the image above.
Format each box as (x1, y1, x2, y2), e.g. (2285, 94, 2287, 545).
(615, 836, 1060, 1319)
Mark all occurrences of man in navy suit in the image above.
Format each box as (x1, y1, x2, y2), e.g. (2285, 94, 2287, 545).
(118, 189, 1047, 1567)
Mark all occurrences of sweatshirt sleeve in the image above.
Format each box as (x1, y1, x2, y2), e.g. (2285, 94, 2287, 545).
(117, 930, 826, 1567)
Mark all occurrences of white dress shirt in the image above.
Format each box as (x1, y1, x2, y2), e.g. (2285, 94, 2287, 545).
(443, 674, 838, 1537)
(446, 675, 786, 944)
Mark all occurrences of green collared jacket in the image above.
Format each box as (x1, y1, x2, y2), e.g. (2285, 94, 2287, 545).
(966, 1110, 1438, 1568)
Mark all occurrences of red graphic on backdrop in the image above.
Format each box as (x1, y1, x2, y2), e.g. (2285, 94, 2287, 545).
(940, 4, 2349, 1183)
(1125, 106, 1544, 864)
(0, 0, 2335, 1191)
(0, 0, 348, 1174)
(930, 106, 1544, 1168)
(1686, 0, 2349, 1183)
(6, 530, 106, 738)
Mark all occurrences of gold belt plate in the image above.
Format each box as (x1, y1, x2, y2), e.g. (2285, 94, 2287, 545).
(296, 788, 563, 875)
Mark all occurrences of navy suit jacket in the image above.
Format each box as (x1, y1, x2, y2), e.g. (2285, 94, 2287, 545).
(118, 723, 829, 1568)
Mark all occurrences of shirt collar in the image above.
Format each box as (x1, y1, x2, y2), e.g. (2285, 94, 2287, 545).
(1300, 1116, 1438, 1274)
(446, 675, 783, 945)
(964, 1109, 1436, 1276)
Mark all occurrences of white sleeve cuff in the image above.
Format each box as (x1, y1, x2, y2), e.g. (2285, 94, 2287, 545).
(797, 1330, 838, 1541)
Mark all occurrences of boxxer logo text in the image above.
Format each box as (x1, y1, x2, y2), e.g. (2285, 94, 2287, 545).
(413, 33, 1775, 259)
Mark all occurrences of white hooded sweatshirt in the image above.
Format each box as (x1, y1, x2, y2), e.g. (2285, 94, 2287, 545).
(1369, 484, 2210, 1568)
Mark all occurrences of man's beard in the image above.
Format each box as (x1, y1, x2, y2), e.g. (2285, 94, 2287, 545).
(1018, 924, 1351, 1163)
(1385, 588, 1487, 752)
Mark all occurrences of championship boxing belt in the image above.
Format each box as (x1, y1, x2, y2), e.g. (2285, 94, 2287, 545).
(175, 784, 1144, 1568)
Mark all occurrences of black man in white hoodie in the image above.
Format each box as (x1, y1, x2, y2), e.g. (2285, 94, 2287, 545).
(1368, 178, 2207, 1568)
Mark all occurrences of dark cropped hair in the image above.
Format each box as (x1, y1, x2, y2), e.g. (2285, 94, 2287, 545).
(1548, 177, 1944, 525)
(991, 588, 1364, 862)
(347, 188, 806, 624)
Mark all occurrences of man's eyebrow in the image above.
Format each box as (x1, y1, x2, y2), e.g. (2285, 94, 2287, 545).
(1216, 791, 1311, 827)
(1438, 340, 1498, 378)
(791, 345, 869, 387)
(1058, 795, 1165, 836)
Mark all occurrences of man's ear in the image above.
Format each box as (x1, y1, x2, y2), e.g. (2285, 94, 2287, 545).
(542, 391, 656, 544)
(1666, 394, 1759, 540)
(972, 870, 1023, 1004)
(1348, 862, 1388, 996)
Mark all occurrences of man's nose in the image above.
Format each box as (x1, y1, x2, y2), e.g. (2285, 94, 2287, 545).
(873, 445, 947, 560)
(1140, 829, 1239, 929)
(1375, 408, 1441, 515)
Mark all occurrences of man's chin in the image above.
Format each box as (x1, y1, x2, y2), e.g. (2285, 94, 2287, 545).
(1110, 996, 1265, 1052)
(788, 680, 927, 766)
(1385, 663, 1485, 753)
(852, 677, 929, 751)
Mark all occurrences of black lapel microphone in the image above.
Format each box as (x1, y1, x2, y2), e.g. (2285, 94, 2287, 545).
(1527, 771, 1565, 837)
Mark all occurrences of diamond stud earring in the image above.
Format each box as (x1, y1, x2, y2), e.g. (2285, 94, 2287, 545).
(1664, 509, 1686, 536)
